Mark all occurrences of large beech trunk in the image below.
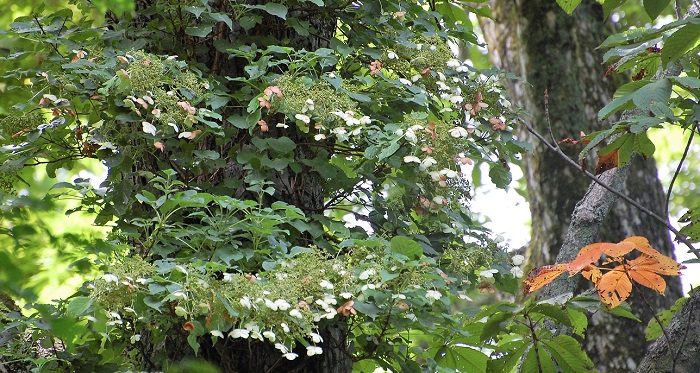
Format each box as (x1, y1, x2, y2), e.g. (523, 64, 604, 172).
(480, 1, 682, 370)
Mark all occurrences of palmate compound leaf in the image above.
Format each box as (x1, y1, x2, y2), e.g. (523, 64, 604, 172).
(523, 264, 568, 294)
(597, 266, 633, 309)
(524, 236, 684, 308)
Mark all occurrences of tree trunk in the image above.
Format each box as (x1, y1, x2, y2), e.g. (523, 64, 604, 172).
(480, 1, 682, 371)
(127, 1, 351, 371)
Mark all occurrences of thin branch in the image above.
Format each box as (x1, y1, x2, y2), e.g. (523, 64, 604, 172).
(675, 0, 683, 19)
(666, 124, 695, 209)
(543, 89, 558, 149)
(520, 119, 699, 257)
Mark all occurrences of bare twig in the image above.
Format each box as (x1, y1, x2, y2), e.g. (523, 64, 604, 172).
(543, 89, 558, 149)
(520, 119, 699, 258)
(666, 124, 695, 210)
(675, 0, 683, 19)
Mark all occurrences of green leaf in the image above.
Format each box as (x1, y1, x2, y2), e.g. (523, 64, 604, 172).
(632, 78, 672, 110)
(598, 80, 651, 120)
(480, 311, 512, 341)
(601, 0, 627, 18)
(390, 236, 422, 260)
(488, 340, 529, 373)
(530, 304, 572, 328)
(606, 301, 641, 321)
(521, 343, 556, 373)
(633, 132, 655, 158)
(248, 3, 288, 19)
(556, 0, 583, 14)
(543, 335, 595, 373)
(566, 307, 588, 337)
(488, 162, 512, 188)
(662, 23, 700, 64)
(208, 12, 233, 29)
(435, 346, 488, 372)
(185, 25, 214, 37)
(184, 6, 207, 18)
(353, 300, 381, 319)
(643, 0, 671, 20)
(66, 297, 93, 318)
(377, 140, 400, 160)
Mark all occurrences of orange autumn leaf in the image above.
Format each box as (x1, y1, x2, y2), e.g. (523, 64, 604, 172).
(597, 268, 632, 309)
(595, 149, 618, 174)
(183, 321, 195, 331)
(580, 264, 602, 284)
(524, 236, 684, 309)
(523, 264, 568, 294)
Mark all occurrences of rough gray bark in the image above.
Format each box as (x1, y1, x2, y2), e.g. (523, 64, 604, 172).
(480, 1, 681, 371)
(637, 289, 700, 373)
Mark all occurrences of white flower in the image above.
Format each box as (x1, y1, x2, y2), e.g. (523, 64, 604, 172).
(281, 323, 290, 333)
(265, 298, 278, 311)
(449, 95, 464, 104)
(245, 322, 260, 333)
(398, 78, 412, 86)
(432, 196, 446, 205)
(437, 72, 446, 81)
(103, 274, 119, 284)
(358, 269, 375, 280)
(303, 99, 315, 112)
(250, 331, 263, 341)
(171, 290, 187, 300)
(429, 171, 441, 181)
(436, 81, 449, 90)
(480, 269, 499, 279)
(229, 329, 249, 339)
(360, 283, 377, 292)
(511, 267, 524, 278)
(276, 122, 289, 128)
(404, 155, 421, 164)
(275, 343, 289, 353)
(223, 273, 233, 282)
(415, 44, 423, 50)
(359, 116, 371, 125)
(295, 114, 311, 124)
(404, 129, 417, 143)
(426, 290, 442, 300)
(211, 330, 224, 339)
(275, 299, 291, 311)
(314, 133, 326, 141)
(412, 74, 422, 82)
(512, 255, 525, 266)
(263, 330, 276, 342)
(307, 346, 323, 356)
(456, 65, 469, 73)
(283, 352, 299, 360)
(240, 296, 252, 309)
(130, 335, 141, 344)
(446, 59, 461, 68)
(388, 51, 398, 59)
(290, 309, 304, 319)
(167, 122, 179, 132)
(420, 157, 437, 170)
(142, 121, 157, 136)
(440, 169, 459, 179)
(310, 332, 323, 343)
(320, 280, 334, 290)
(430, 45, 437, 51)
(449, 126, 468, 138)
(339, 292, 353, 299)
